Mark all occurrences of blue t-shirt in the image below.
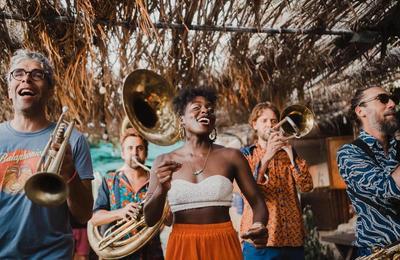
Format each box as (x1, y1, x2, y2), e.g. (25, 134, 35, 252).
(0, 121, 93, 259)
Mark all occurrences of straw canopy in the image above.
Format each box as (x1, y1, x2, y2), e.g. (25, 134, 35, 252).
(1, 1, 399, 140)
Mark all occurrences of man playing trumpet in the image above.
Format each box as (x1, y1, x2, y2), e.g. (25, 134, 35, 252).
(90, 128, 164, 259)
(240, 102, 313, 260)
(0, 49, 94, 258)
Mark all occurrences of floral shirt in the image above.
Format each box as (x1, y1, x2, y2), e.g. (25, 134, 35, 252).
(337, 130, 400, 248)
(94, 170, 163, 260)
(240, 144, 313, 247)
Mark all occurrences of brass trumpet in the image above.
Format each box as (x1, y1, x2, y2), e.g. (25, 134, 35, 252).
(24, 106, 75, 207)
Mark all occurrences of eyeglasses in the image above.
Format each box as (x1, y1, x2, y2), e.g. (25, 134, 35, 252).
(358, 93, 398, 106)
(10, 68, 47, 81)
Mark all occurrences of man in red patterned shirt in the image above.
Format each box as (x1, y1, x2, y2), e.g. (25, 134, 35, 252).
(240, 102, 313, 260)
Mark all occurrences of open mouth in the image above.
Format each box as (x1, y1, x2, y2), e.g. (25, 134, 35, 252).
(197, 117, 210, 125)
(18, 88, 36, 97)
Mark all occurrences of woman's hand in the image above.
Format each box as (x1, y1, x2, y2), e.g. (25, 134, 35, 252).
(155, 161, 182, 192)
(241, 222, 268, 248)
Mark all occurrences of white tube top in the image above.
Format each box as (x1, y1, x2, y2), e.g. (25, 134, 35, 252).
(168, 175, 233, 213)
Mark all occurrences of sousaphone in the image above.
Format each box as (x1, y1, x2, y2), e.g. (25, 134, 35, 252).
(87, 69, 177, 259)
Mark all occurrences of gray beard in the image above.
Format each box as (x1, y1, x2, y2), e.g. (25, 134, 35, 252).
(371, 116, 399, 136)
(381, 119, 399, 136)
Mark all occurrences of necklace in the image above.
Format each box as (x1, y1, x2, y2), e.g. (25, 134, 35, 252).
(193, 145, 212, 176)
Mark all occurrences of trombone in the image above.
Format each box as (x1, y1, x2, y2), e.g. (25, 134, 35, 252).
(272, 104, 314, 139)
(24, 106, 74, 207)
(261, 104, 314, 182)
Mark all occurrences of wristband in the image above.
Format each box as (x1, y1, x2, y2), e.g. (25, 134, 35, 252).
(66, 171, 78, 184)
(251, 222, 266, 229)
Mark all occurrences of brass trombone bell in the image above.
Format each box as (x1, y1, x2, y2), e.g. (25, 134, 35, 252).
(122, 69, 179, 146)
(274, 104, 314, 138)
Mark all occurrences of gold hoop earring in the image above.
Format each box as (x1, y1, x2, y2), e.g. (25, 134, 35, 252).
(179, 124, 186, 140)
(209, 127, 217, 142)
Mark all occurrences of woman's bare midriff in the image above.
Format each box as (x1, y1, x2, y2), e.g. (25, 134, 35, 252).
(173, 206, 230, 224)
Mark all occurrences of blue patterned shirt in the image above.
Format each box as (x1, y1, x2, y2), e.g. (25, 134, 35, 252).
(337, 130, 400, 248)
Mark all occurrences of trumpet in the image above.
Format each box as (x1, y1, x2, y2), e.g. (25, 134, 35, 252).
(24, 106, 74, 207)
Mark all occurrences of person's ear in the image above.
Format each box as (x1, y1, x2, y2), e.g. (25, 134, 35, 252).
(251, 120, 257, 130)
(8, 87, 11, 100)
(355, 106, 366, 119)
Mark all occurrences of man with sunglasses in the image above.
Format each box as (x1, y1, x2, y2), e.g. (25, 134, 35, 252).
(337, 86, 400, 258)
(0, 49, 94, 258)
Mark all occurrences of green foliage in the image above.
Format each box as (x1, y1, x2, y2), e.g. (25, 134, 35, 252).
(303, 205, 335, 260)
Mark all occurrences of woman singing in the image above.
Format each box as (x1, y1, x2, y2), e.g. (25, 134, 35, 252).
(144, 87, 267, 260)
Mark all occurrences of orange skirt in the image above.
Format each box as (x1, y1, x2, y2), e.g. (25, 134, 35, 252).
(166, 221, 242, 260)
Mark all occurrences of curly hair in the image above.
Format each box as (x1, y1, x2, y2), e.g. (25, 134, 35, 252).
(172, 86, 218, 116)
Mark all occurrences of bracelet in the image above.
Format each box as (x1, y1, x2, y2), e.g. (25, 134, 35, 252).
(66, 171, 78, 184)
(251, 222, 266, 228)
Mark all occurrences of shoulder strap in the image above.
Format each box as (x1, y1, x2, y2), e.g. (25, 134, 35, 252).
(349, 138, 400, 219)
(352, 138, 400, 164)
(352, 138, 379, 165)
(396, 140, 400, 162)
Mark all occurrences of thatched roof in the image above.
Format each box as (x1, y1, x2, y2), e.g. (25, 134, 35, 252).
(1, 1, 400, 140)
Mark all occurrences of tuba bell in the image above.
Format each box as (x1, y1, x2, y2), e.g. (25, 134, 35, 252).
(88, 69, 177, 259)
(121, 69, 180, 145)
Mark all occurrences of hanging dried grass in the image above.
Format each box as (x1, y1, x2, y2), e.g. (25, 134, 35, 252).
(0, 0, 399, 140)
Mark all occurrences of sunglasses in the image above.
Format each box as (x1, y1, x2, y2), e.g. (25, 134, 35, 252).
(358, 93, 398, 106)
